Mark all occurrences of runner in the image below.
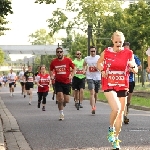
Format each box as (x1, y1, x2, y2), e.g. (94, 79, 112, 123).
(73, 50, 85, 109)
(3, 74, 8, 87)
(50, 47, 75, 120)
(97, 30, 138, 149)
(24, 66, 35, 105)
(123, 42, 142, 124)
(83, 46, 101, 114)
(36, 65, 50, 111)
(0, 75, 3, 91)
(18, 67, 26, 96)
(7, 69, 16, 97)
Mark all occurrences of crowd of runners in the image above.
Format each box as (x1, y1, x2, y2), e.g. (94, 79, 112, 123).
(0, 30, 146, 150)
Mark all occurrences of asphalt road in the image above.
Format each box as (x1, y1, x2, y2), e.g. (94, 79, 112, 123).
(0, 85, 150, 150)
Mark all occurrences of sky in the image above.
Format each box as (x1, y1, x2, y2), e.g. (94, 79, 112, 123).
(0, 0, 67, 61)
(0, 0, 130, 61)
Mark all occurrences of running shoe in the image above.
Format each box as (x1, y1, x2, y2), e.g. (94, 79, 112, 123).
(29, 102, 31, 105)
(91, 106, 96, 114)
(107, 127, 116, 143)
(80, 104, 83, 108)
(42, 106, 45, 111)
(59, 114, 64, 121)
(112, 138, 121, 149)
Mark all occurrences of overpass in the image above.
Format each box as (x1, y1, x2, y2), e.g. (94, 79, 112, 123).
(0, 66, 21, 72)
(0, 45, 68, 55)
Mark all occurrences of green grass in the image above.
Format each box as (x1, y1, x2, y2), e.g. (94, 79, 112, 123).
(83, 90, 150, 108)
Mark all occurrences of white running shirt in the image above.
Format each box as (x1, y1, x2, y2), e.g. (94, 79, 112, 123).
(84, 55, 101, 80)
(7, 72, 16, 83)
(18, 71, 24, 82)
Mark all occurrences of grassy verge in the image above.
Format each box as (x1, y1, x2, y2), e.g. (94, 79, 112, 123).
(83, 90, 150, 108)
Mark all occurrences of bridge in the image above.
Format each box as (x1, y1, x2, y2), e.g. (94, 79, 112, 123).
(0, 66, 22, 72)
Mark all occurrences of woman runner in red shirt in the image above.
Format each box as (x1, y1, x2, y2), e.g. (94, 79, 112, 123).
(36, 65, 51, 111)
(97, 30, 138, 150)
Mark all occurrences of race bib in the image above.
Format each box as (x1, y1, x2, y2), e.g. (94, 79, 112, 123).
(28, 77, 33, 82)
(108, 71, 125, 86)
(55, 66, 66, 74)
(76, 69, 83, 74)
(89, 66, 97, 72)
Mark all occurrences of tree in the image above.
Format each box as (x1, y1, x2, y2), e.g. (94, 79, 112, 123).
(28, 29, 55, 70)
(0, 0, 13, 35)
(28, 29, 55, 45)
(0, 49, 4, 65)
(36, 0, 122, 54)
(62, 33, 87, 59)
(35, 0, 56, 4)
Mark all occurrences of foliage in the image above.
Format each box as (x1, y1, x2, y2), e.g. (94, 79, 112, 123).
(62, 33, 87, 59)
(28, 29, 55, 70)
(0, 49, 4, 64)
(28, 29, 55, 45)
(35, 0, 56, 4)
(0, 0, 13, 35)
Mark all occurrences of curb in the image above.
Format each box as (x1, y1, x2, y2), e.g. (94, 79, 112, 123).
(0, 98, 32, 150)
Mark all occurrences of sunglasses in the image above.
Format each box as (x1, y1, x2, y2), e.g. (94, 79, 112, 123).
(90, 51, 95, 52)
(56, 51, 63, 53)
(77, 53, 81, 55)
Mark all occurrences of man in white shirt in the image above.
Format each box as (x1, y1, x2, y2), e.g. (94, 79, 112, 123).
(83, 46, 101, 114)
(18, 67, 26, 95)
(7, 69, 16, 96)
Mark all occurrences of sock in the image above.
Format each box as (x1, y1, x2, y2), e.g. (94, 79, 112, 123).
(59, 110, 64, 115)
(109, 126, 115, 131)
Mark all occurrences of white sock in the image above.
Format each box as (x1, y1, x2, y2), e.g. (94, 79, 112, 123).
(59, 110, 64, 115)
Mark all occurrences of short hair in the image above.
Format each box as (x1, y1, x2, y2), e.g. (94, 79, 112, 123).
(56, 47, 63, 51)
(89, 46, 96, 50)
(123, 42, 130, 46)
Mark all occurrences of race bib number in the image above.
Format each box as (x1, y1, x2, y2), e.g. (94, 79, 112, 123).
(76, 69, 83, 74)
(40, 79, 50, 85)
(55, 65, 66, 74)
(28, 77, 33, 82)
(108, 71, 125, 86)
(10, 79, 15, 81)
(89, 67, 97, 72)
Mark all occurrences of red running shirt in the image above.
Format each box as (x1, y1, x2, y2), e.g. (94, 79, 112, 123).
(50, 57, 75, 84)
(37, 73, 50, 92)
(102, 47, 132, 91)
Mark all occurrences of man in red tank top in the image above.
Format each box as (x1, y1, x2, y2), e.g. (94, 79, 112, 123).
(36, 65, 50, 111)
(97, 30, 138, 149)
(50, 47, 75, 120)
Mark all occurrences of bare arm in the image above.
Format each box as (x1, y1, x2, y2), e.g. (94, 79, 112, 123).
(128, 54, 138, 73)
(97, 51, 104, 71)
(83, 60, 87, 74)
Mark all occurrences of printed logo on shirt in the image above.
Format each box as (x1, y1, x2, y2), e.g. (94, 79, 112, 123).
(55, 65, 66, 74)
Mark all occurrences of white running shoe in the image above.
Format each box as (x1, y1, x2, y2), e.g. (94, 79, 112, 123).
(29, 102, 31, 105)
(59, 114, 64, 121)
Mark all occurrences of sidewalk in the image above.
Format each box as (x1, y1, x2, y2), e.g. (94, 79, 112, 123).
(0, 97, 31, 150)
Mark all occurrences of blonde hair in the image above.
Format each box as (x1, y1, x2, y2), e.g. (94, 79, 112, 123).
(111, 30, 125, 41)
